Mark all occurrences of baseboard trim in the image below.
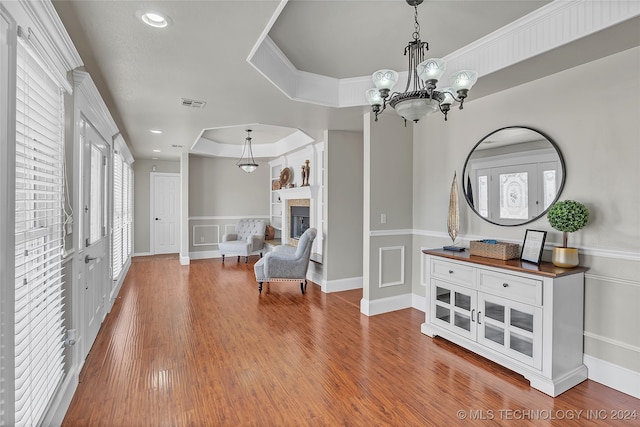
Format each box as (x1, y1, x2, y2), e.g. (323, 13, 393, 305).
(132, 252, 152, 257)
(324, 276, 362, 293)
(583, 354, 640, 398)
(360, 294, 412, 316)
(190, 250, 220, 260)
(179, 255, 190, 265)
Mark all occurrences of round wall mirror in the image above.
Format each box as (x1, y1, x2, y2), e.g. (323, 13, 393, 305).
(462, 126, 565, 226)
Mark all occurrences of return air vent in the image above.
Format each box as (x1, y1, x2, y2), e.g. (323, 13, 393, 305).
(180, 98, 207, 109)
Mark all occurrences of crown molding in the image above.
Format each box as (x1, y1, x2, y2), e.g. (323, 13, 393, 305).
(247, 0, 640, 108)
(73, 70, 119, 141)
(190, 127, 314, 159)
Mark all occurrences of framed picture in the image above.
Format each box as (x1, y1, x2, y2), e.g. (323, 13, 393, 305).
(520, 229, 547, 264)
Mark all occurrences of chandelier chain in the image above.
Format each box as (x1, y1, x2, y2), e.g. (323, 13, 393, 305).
(412, 5, 420, 41)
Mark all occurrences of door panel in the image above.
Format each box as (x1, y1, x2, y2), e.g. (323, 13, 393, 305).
(152, 173, 180, 254)
(82, 121, 109, 359)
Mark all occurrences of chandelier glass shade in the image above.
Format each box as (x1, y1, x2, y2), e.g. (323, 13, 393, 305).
(236, 129, 259, 173)
(366, 0, 478, 123)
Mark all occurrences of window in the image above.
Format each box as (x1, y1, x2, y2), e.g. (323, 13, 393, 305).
(14, 36, 65, 426)
(111, 141, 133, 283)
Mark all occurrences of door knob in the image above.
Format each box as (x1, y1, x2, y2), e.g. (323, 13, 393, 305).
(85, 255, 96, 264)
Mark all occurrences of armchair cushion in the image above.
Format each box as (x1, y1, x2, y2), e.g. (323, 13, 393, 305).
(219, 219, 266, 262)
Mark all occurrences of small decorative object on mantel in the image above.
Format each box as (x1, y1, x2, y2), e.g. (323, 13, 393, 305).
(301, 160, 310, 186)
(547, 200, 589, 268)
(520, 229, 547, 264)
(443, 172, 464, 252)
(279, 167, 291, 188)
(470, 240, 520, 260)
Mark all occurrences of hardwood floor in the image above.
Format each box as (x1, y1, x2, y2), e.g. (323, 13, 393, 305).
(62, 255, 639, 426)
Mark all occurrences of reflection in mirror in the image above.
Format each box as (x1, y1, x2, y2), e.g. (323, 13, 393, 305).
(462, 126, 565, 226)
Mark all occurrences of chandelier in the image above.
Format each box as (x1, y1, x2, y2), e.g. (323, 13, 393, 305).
(366, 0, 478, 123)
(236, 129, 259, 173)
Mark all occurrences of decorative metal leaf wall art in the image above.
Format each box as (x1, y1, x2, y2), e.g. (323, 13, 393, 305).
(448, 172, 460, 245)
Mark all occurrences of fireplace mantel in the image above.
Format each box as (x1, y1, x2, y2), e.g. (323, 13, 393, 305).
(277, 186, 312, 200)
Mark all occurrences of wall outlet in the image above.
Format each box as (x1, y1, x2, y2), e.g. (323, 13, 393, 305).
(380, 213, 387, 224)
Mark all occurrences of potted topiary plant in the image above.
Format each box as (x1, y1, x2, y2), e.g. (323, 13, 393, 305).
(547, 200, 589, 267)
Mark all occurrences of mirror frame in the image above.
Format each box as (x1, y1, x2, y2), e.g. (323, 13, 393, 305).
(462, 126, 566, 227)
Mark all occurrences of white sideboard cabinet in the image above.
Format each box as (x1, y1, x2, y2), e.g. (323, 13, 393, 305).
(421, 249, 588, 397)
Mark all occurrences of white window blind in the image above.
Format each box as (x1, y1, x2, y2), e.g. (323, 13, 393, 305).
(111, 151, 133, 282)
(125, 164, 132, 258)
(112, 152, 123, 279)
(14, 38, 65, 426)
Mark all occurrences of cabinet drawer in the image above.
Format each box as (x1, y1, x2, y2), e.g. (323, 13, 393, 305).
(431, 259, 476, 288)
(479, 271, 542, 306)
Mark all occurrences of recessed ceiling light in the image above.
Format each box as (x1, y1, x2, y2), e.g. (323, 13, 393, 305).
(138, 11, 170, 28)
(150, 129, 162, 134)
(152, 149, 161, 153)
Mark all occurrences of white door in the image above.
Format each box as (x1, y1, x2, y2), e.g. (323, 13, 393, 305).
(82, 122, 110, 359)
(151, 173, 180, 254)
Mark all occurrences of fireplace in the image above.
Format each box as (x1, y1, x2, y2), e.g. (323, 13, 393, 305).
(290, 206, 310, 240)
(286, 198, 310, 246)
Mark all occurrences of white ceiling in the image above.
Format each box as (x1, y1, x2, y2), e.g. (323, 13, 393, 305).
(51, 0, 639, 161)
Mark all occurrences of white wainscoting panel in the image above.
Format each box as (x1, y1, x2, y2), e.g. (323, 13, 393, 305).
(192, 224, 219, 247)
(379, 246, 405, 288)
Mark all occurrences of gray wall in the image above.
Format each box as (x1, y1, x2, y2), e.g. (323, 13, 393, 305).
(412, 47, 640, 372)
(325, 130, 363, 281)
(364, 112, 413, 301)
(189, 155, 269, 252)
(133, 159, 180, 254)
(189, 155, 269, 216)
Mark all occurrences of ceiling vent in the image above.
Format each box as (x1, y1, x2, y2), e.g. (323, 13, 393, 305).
(180, 98, 207, 109)
(171, 144, 185, 148)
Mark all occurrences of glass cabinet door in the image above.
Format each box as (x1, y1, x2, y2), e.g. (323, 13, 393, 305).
(431, 279, 477, 340)
(477, 294, 542, 369)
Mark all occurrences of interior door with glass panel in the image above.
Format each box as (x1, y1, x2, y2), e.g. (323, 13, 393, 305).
(82, 120, 109, 359)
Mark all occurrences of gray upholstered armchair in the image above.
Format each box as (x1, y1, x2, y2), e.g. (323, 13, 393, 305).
(219, 219, 266, 263)
(254, 228, 317, 294)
